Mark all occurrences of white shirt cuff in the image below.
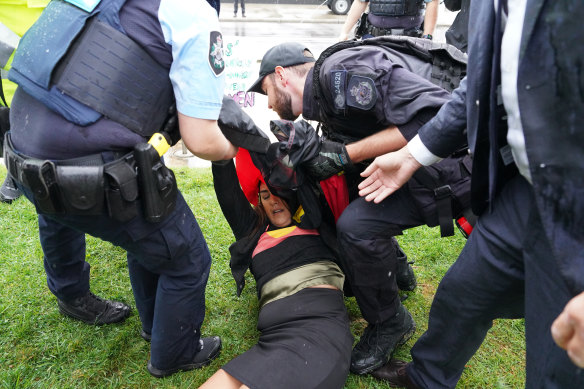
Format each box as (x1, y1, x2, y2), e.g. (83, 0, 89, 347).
(408, 135, 442, 166)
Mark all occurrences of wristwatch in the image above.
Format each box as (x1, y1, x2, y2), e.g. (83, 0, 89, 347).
(422, 34, 433, 40)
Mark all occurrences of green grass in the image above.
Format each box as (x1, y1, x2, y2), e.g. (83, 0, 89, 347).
(0, 167, 525, 388)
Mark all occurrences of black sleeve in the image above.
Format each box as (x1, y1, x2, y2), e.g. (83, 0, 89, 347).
(382, 67, 452, 140)
(212, 160, 258, 241)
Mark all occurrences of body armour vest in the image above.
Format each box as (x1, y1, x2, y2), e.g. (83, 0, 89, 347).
(311, 36, 467, 143)
(369, 0, 424, 17)
(8, 0, 173, 137)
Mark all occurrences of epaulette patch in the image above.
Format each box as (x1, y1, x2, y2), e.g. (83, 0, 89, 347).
(346, 75, 376, 110)
(329, 70, 347, 110)
(208, 31, 225, 77)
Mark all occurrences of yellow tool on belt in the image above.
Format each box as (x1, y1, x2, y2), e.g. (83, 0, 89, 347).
(148, 132, 171, 157)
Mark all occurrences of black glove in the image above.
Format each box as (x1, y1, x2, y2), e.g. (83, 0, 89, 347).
(304, 139, 353, 181)
(160, 104, 181, 146)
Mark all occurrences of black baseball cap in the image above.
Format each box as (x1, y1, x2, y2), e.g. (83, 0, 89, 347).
(247, 42, 315, 94)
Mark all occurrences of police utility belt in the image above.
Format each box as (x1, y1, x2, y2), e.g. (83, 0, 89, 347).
(355, 14, 422, 39)
(3, 133, 177, 223)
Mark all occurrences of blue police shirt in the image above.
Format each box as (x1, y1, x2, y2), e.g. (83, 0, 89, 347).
(159, 0, 225, 120)
(10, 0, 225, 159)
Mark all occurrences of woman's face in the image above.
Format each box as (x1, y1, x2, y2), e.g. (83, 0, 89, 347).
(259, 183, 292, 228)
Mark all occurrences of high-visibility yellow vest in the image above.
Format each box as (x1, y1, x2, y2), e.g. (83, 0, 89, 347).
(0, 0, 49, 104)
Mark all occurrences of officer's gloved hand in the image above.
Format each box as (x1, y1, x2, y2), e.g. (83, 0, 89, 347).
(304, 139, 353, 181)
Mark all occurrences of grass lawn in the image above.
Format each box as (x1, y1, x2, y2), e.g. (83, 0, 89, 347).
(0, 166, 525, 388)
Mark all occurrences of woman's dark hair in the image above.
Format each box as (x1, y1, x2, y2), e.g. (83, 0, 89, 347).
(250, 199, 268, 237)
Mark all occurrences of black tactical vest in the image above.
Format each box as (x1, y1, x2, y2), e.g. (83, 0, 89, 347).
(312, 36, 467, 144)
(369, 0, 425, 17)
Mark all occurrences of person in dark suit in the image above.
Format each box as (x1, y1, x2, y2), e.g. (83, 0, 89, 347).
(357, 0, 584, 387)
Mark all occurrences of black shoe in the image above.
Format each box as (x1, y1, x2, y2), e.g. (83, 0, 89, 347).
(140, 329, 152, 342)
(0, 176, 22, 204)
(350, 304, 416, 375)
(371, 359, 420, 388)
(57, 291, 131, 325)
(396, 247, 416, 292)
(147, 336, 222, 378)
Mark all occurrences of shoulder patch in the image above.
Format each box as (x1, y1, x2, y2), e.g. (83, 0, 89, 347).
(329, 70, 347, 110)
(208, 31, 225, 77)
(346, 75, 377, 110)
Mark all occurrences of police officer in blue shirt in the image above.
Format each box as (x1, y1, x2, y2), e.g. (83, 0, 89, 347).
(4, 0, 237, 378)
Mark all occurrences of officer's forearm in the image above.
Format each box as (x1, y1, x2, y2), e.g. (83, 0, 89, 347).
(345, 126, 407, 163)
(179, 113, 238, 161)
(423, 0, 439, 36)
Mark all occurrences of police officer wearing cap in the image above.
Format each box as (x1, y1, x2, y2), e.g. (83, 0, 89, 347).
(5, 0, 236, 378)
(339, 0, 439, 41)
(247, 41, 471, 376)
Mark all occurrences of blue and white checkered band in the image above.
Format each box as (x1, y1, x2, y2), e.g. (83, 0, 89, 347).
(330, 70, 347, 110)
(347, 75, 376, 110)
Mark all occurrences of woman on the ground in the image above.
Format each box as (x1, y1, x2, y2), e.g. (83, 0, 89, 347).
(200, 149, 353, 389)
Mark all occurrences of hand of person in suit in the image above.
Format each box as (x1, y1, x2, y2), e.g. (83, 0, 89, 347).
(552, 291, 584, 368)
(358, 145, 421, 203)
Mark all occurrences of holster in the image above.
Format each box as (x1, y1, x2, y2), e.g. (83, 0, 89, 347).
(355, 13, 369, 39)
(133, 142, 177, 223)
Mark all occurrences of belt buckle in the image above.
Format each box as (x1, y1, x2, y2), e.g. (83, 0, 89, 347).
(434, 185, 452, 200)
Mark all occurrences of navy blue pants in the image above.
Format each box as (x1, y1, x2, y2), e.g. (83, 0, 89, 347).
(22, 185, 211, 370)
(407, 176, 584, 388)
(337, 157, 470, 324)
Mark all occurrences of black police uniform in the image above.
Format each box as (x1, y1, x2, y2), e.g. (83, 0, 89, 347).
(358, 0, 427, 38)
(302, 44, 471, 326)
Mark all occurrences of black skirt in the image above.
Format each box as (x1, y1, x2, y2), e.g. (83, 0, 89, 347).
(222, 288, 353, 389)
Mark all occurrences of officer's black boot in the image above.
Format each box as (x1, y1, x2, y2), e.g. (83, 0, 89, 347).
(147, 336, 222, 378)
(57, 291, 131, 325)
(350, 303, 416, 375)
(0, 176, 22, 204)
(396, 245, 417, 292)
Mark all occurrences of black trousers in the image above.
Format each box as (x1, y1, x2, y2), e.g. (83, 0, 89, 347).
(337, 157, 470, 324)
(19, 183, 212, 371)
(407, 176, 584, 388)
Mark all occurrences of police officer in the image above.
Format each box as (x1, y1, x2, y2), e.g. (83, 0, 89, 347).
(247, 41, 471, 376)
(0, 0, 132, 325)
(338, 0, 438, 41)
(5, 0, 236, 378)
